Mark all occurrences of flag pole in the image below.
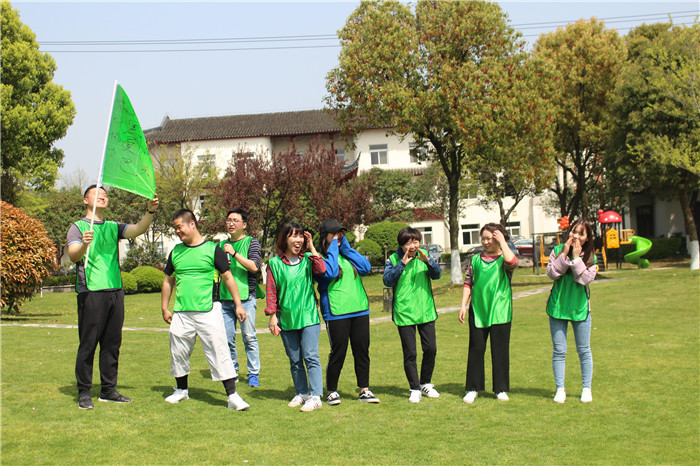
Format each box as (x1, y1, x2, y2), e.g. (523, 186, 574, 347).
(85, 80, 119, 267)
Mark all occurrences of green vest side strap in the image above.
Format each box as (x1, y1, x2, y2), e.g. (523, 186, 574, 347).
(546, 244, 594, 321)
(388, 251, 437, 326)
(470, 254, 513, 328)
(218, 236, 253, 301)
(74, 220, 122, 292)
(171, 242, 218, 312)
(268, 254, 320, 330)
(328, 255, 370, 315)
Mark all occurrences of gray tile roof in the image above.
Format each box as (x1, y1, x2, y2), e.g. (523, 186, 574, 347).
(144, 109, 343, 144)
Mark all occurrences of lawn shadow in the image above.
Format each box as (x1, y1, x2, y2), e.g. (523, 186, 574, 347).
(2, 313, 64, 322)
(151, 385, 227, 407)
(60, 384, 137, 401)
(509, 387, 554, 399)
(364, 384, 408, 398)
(196, 369, 292, 402)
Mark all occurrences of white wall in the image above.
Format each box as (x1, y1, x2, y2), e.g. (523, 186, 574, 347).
(183, 137, 272, 174)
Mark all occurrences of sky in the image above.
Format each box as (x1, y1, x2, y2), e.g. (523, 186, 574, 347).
(9, 0, 700, 186)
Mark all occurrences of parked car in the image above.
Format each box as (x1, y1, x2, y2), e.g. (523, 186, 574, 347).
(514, 238, 534, 257)
(424, 244, 445, 262)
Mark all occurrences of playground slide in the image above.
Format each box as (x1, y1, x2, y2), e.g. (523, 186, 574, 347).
(624, 235, 652, 269)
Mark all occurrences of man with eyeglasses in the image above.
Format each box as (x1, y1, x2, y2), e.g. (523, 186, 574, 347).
(218, 208, 263, 387)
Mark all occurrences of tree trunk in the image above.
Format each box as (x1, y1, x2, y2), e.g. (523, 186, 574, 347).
(678, 188, 699, 270)
(448, 175, 462, 284)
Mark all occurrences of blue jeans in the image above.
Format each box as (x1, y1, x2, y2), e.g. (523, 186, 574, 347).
(221, 298, 260, 376)
(280, 324, 322, 396)
(549, 314, 593, 390)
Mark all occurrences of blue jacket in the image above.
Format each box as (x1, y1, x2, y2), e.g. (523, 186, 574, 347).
(315, 236, 371, 321)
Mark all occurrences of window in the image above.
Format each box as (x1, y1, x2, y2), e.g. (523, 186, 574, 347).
(461, 224, 480, 246)
(409, 144, 428, 163)
(198, 195, 207, 208)
(197, 154, 215, 168)
(461, 188, 478, 200)
(418, 227, 433, 245)
(233, 151, 254, 159)
(370, 144, 388, 165)
(335, 148, 346, 163)
(505, 221, 521, 238)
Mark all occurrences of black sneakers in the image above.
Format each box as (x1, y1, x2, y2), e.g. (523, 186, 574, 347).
(78, 392, 94, 410)
(98, 390, 133, 403)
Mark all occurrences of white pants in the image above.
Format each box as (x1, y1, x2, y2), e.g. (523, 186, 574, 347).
(169, 302, 237, 381)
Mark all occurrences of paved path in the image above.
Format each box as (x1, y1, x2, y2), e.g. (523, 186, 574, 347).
(2, 278, 633, 333)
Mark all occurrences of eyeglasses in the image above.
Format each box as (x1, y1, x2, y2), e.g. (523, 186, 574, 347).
(226, 219, 242, 225)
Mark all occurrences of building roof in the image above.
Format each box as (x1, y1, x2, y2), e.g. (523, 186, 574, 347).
(144, 109, 343, 144)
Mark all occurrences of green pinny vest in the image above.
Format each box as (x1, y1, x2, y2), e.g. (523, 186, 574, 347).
(218, 236, 252, 301)
(328, 255, 370, 315)
(74, 220, 122, 292)
(389, 250, 437, 326)
(546, 244, 596, 321)
(171, 242, 219, 312)
(268, 254, 319, 331)
(470, 254, 513, 328)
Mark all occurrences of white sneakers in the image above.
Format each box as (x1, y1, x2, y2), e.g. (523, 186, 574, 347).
(580, 388, 593, 403)
(165, 388, 189, 404)
(496, 392, 509, 402)
(300, 395, 322, 412)
(553, 388, 566, 403)
(420, 383, 440, 398)
(227, 392, 250, 411)
(408, 389, 422, 403)
(463, 391, 478, 404)
(288, 394, 310, 407)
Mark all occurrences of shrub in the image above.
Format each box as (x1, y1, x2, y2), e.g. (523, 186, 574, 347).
(121, 272, 138, 295)
(121, 242, 165, 272)
(130, 266, 165, 293)
(364, 221, 410, 254)
(42, 274, 76, 287)
(1, 202, 57, 314)
(355, 238, 384, 266)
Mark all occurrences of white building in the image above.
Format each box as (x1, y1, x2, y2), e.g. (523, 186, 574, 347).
(143, 109, 561, 255)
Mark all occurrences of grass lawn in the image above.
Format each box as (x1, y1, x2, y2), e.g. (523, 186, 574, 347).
(1, 265, 698, 464)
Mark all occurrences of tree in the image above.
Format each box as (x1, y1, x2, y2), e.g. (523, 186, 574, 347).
(326, 1, 545, 283)
(533, 18, 625, 220)
(0, 1, 75, 204)
(1, 201, 56, 314)
(35, 187, 84, 264)
(356, 167, 415, 223)
(609, 21, 700, 269)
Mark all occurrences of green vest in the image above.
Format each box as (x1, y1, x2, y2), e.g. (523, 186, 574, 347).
(546, 244, 596, 321)
(470, 254, 512, 328)
(389, 250, 437, 326)
(268, 254, 319, 330)
(218, 236, 253, 301)
(74, 220, 122, 292)
(328, 255, 370, 315)
(171, 242, 219, 312)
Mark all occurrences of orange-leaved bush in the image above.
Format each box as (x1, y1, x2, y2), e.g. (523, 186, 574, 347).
(1, 201, 56, 314)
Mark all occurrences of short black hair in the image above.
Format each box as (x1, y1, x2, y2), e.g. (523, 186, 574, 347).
(397, 227, 422, 247)
(226, 208, 249, 224)
(172, 209, 198, 229)
(83, 184, 105, 198)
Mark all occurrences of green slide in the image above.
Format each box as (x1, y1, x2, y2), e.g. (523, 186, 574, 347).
(624, 235, 652, 269)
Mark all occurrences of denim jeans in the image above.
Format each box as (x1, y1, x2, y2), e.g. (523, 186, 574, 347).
(549, 313, 593, 389)
(221, 298, 260, 376)
(280, 324, 322, 396)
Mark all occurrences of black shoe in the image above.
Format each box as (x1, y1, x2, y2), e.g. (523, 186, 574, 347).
(98, 390, 132, 403)
(78, 392, 94, 410)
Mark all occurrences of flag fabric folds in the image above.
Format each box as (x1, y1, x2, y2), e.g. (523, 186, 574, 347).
(101, 84, 156, 199)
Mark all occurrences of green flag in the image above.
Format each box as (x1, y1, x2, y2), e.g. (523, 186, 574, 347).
(101, 84, 156, 199)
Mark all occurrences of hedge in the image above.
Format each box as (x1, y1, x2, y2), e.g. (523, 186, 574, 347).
(355, 238, 384, 266)
(618, 236, 684, 260)
(364, 221, 410, 254)
(42, 274, 77, 287)
(121, 272, 138, 295)
(130, 266, 165, 293)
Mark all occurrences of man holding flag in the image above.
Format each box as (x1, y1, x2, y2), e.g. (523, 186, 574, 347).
(67, 82, 160, 409)
(67, 186, 159, 409)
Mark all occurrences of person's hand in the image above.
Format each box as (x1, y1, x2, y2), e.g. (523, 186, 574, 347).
(162, 308, 172, 324)
(572, 237, 582, 259)
(82, 230, 94, 246)
(223, 243, 235, 256)
(268, 314, 281, 336)
(561, 236, 573, 258)
(401, 251, 415, 265)
(459, 306, 467, 324)
(492, 229, 507, 246)
(416, 248, 429, 262)
(147, 194, 159, 213)
(305, 231, 318, 255)
(236, 305, 246, 322)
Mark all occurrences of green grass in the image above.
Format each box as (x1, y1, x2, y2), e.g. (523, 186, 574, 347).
(2, 266, 698, 464)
